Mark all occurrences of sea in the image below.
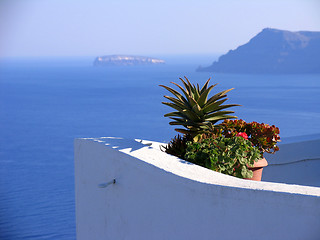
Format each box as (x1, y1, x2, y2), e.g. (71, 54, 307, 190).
(0, 55, 320, 239)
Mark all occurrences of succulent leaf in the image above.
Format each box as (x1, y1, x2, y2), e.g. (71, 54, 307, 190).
(197, 85, 214, 107)
(179, 78, 192, 96)
(165, 111, 200, 122)
(160, 77, 239, 136)
(163, 96, 190, 109)
(202, 99, 228, 113)
(205, 111, 236, 119)
(207, 88, 234, 104)
(159, 85, 188, 104)
(205, 115, 237, 122)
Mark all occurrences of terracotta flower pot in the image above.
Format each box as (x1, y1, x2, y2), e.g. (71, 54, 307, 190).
(245, 158, 268, 181)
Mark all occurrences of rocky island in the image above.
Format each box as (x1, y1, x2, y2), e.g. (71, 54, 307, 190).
(93, 55, 165, 66)
(197, 28, 320, 74)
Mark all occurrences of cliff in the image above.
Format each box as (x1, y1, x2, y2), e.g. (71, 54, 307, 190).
(94, 55, 165, 66)
(198, 28, 320, 74)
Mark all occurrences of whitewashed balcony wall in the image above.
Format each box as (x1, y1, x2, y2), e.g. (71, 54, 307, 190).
(74, 137, 320, 240)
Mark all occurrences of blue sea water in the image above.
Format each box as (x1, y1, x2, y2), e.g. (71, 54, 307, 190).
(0, 56, 319, 239)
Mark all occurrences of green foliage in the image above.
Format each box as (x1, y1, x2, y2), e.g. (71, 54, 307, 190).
(219, 119, 280, 156)
(160, 77, 281, 180)
(161, 134, 193, 159)
(184, 136, 261, 179)
(160, 77, 240, 138)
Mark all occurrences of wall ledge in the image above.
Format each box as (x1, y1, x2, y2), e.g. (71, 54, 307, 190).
(75, 136, 320, 240)
(77, 137, 320, 197)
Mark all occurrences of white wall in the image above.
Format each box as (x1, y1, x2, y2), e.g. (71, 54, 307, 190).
(263, 139, 320, 187)
(74, 137, 320, 240)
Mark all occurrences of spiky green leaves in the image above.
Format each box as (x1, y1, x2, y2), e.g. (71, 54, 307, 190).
(160, 76, 240, 137)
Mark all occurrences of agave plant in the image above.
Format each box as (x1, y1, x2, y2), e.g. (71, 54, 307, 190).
(160, 76, 240, 138)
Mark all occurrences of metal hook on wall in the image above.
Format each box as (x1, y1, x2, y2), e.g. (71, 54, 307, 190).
(98, 179, 116, 188)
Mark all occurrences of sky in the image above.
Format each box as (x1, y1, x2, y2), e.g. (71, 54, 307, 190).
(0, 0, 319, 57)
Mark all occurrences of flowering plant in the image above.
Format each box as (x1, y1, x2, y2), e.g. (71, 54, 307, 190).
(236, 132, 248, 139)
(184, 136, 261, 179)
(163, 119, 280, 179)
(215, 119, 280, 157)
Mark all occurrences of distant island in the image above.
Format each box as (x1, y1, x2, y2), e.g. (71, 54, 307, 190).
(197, 28, 320, 74)
(93, 55, 165, 66)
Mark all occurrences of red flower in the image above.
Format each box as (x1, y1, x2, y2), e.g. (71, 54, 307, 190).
(236, 132, 248, 140)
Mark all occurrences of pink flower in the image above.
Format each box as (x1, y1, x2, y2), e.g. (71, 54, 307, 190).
(236, 132, 248, 140)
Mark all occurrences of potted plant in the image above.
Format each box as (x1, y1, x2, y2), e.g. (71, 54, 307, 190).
(184, 135, 262, 179)
(160, 77, 280, 181)
(217, 119, 280, 180)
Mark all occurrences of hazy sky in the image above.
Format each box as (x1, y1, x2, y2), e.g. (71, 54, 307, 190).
(1, 0, 319, 57)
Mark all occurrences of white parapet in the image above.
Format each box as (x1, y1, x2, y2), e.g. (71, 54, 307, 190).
(263, 139, 320, 187)
(74, 137, 320, 240)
